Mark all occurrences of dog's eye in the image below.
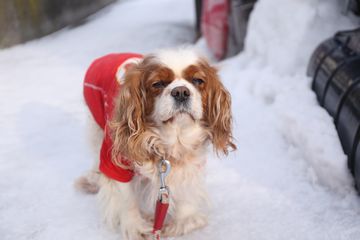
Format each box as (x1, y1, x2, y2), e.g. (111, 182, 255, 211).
(192, 78, 204, 86)
(152, 81, 167, 89)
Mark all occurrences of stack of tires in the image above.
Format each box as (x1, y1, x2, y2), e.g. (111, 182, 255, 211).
(307, 28, 360, 191)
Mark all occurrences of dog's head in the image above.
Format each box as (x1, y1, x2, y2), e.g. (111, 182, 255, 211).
(110, 49, 236, 166)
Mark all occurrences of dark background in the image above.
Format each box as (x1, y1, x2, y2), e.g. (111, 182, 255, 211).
(0, 0, 115, 48)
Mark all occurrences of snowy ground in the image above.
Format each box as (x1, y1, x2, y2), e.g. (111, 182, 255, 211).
(1, 0, 360, 239)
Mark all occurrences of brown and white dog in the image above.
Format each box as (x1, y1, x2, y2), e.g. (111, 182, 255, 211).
(76, 48, 236, 240)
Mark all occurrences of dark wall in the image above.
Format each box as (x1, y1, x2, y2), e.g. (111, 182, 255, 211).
(0, 0, 115, 48)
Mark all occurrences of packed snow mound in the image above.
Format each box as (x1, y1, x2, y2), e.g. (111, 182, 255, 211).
(234, 0, 356, 193)
(1, 0, 360, 240)
(244, 0, 353, 74)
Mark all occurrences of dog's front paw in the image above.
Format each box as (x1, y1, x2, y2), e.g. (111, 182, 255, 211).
(162, 214, 208, 237)
(120, 214, 152, 240)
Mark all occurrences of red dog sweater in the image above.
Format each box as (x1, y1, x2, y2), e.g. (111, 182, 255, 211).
(83, 53, 143, 182)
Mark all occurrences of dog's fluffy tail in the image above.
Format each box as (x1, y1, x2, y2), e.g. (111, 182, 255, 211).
(74, 171, 100, 194)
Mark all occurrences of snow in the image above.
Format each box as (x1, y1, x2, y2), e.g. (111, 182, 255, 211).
(1, 0, 360, 239)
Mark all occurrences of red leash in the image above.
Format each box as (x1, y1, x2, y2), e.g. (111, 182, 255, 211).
(152, 160, 171, 240)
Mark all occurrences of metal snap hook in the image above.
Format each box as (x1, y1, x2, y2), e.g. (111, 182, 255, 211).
(158, 159, 171, 189)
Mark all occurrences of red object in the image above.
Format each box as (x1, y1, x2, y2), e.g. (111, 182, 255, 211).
(201, 0, 229, 60)
(152, 193, 170, 239)
(83, 53, 143, 182)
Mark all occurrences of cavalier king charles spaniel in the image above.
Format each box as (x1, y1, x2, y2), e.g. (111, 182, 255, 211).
(75, 48, 236, 240)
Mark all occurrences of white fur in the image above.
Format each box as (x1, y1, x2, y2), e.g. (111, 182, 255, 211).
(152, 79, 203, 123)
(155, 113, 209, 161)
(156, 48, 199, 76)
(97, 175, 153, 240)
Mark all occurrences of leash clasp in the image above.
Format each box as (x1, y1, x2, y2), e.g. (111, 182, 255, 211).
(152, 159, 171, 239)
(158, 159, 171, 201)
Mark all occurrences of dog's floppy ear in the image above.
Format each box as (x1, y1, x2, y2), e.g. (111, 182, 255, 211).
(110, 64, 148, 167)
(203, 63, 236, 155)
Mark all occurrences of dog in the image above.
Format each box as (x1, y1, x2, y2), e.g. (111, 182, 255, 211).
(75, 48, 236, 240)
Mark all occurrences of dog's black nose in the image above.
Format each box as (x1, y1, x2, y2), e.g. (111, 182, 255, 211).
(171, 86, 190, 102)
